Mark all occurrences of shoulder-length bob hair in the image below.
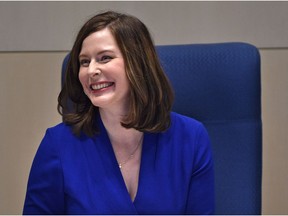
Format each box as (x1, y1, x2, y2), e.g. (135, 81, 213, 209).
(58, 11, 174, 137)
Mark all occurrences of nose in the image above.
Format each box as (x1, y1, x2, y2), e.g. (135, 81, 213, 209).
(88, 60, 101, 76)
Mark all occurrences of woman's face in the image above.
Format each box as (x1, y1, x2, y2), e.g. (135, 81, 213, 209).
(78, 28, 130, 112)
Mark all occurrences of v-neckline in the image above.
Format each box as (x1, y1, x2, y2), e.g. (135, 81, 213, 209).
(89, 114, 158, 213)
(96, 115, 146, 206)
(109, 134, 145, 205)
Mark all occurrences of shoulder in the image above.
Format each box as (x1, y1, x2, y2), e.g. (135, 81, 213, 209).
(167, 112, 211, 155)
(45, 122, 86, 141)
(169, 112, 205, 134)
(34, 122, 91, 169)
(168, 112, 213, 171)
(39, 122, 87, 152)
(46, 122, 72, 136)
(170, 111, 201, 125)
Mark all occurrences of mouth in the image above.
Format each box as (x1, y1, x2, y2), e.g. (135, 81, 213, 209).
(90, 82, 114, 91)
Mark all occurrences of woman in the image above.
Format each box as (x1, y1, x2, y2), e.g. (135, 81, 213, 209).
(23, 11, 214, 214)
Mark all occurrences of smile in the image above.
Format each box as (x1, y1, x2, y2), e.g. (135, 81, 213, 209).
(90, 82, 114, 91)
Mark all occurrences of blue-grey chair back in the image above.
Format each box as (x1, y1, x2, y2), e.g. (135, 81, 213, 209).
(156, 42, 262, 214)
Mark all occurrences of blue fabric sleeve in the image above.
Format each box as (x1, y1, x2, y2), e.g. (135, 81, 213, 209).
(186, 123, 215, 214)
(23, 129, 65, 214)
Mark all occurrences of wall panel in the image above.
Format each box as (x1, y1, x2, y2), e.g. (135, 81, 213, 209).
(1, 2, 288, 51)
(0, 52, 64, 214)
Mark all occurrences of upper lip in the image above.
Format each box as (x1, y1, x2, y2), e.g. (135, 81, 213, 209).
(89, 81, 114, 90)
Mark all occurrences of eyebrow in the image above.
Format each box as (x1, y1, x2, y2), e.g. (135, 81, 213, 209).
(79, 50, 115, 59)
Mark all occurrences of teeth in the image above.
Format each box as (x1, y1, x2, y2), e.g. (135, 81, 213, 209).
(91, 83, 113, 90)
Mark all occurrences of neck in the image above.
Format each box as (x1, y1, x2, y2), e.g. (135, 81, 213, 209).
(99, 107, 125, 131)
(99, 108, 142, 146)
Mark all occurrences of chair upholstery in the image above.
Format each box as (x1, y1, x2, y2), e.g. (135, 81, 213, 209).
(61, 42, 262, 214)
(156, 42, 262, 214)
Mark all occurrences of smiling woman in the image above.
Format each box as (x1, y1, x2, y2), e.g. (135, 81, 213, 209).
(78, 28, 129, 112)
(23, 10, 215, 215)
(58, 11, 174, 137)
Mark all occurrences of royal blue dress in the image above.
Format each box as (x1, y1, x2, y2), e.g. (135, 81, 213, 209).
(23, 112, 214, 214)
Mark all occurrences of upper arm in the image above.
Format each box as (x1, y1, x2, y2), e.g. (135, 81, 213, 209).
(23, 130, 65, 214)
(186, 124, 215, 214)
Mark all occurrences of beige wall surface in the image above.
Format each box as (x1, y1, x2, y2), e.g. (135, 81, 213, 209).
(0, 1, 288, 215)
(1, 1, 288, 51)
(0, 53, 64, 213)
(261, 49, 288, 214)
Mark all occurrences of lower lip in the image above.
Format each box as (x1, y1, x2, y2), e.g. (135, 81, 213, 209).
(90, 83, 114, 94)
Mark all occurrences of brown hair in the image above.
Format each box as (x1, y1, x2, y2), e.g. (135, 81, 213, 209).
(58, 11, 174, 137)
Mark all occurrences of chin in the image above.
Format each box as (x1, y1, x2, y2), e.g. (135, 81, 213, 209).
(89, 97, 113, 109)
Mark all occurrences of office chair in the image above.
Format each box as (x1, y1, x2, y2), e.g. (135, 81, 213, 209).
(62, 42, 262, 214)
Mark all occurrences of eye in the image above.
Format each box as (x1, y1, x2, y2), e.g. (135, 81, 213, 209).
(99, 55, 113, 63)
(79, 59, 90, 67)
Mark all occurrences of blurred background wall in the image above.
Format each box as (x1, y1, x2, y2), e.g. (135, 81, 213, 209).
(0, 1, 287, 214)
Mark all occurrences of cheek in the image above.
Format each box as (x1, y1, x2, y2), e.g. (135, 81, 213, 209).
(78, 71, 90, 95)
(78, 70, 86, 87)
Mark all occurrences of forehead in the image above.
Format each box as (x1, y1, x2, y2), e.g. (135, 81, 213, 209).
(81, 28, 119, 52)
